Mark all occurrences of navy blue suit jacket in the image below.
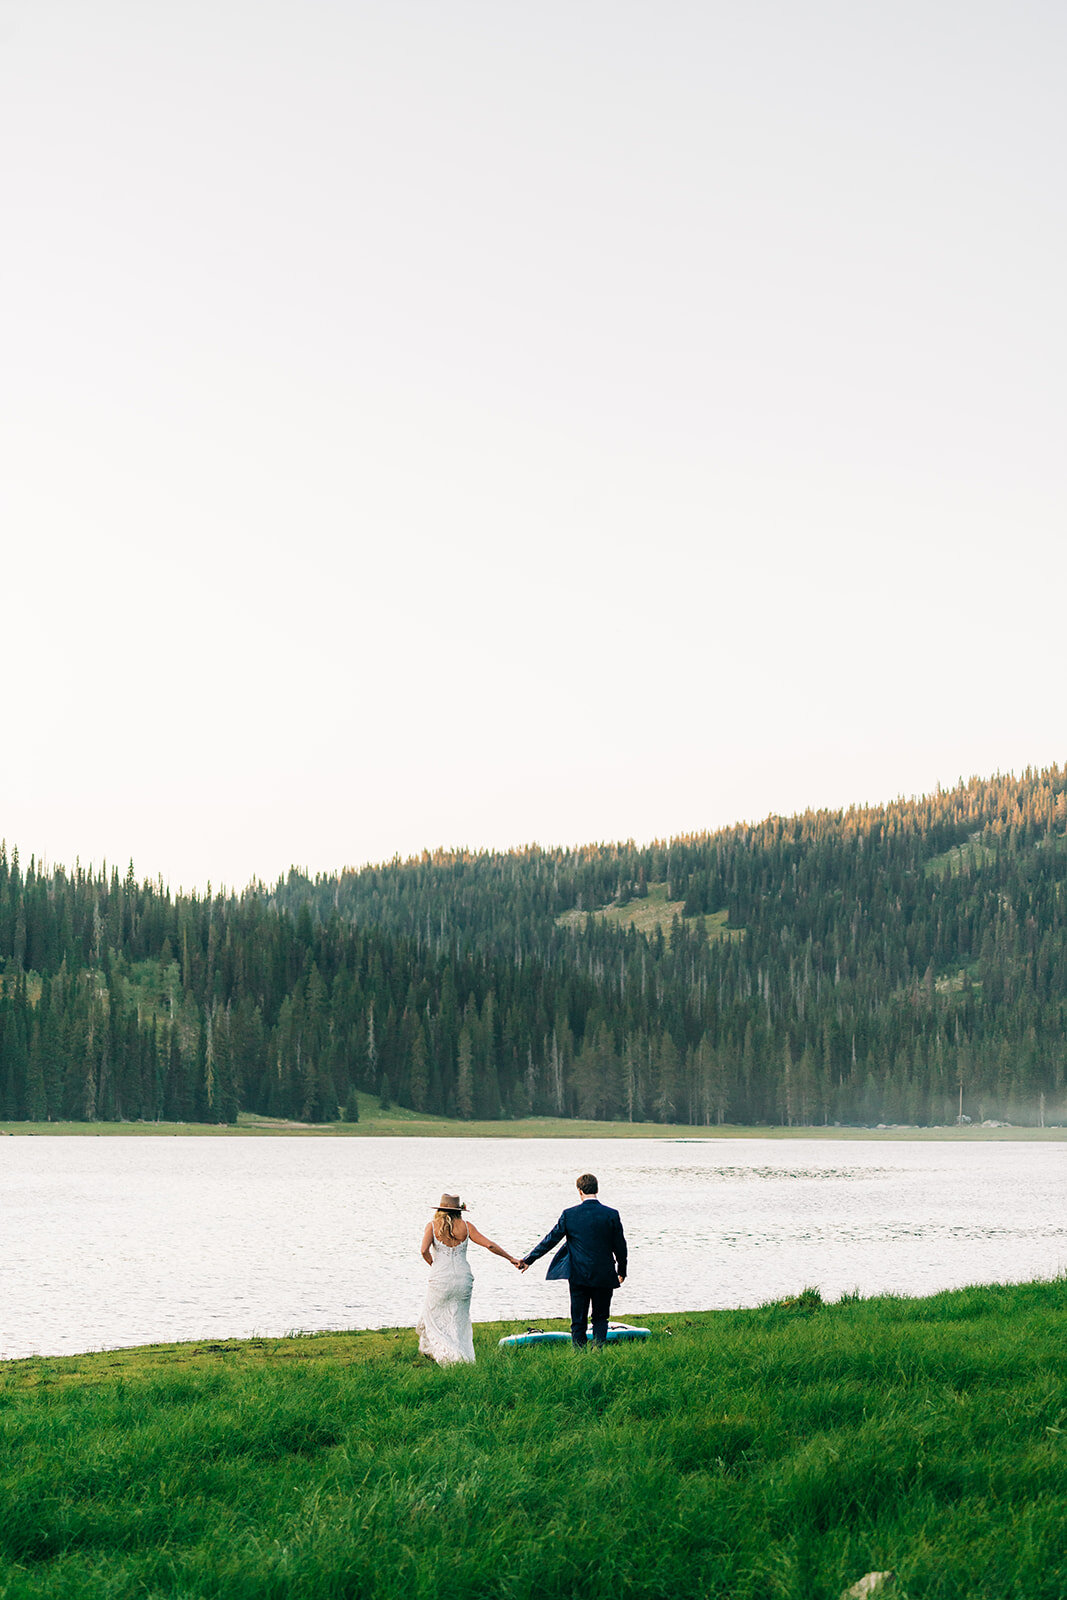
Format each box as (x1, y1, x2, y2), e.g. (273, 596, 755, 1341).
(523, 1198, 627, 1288)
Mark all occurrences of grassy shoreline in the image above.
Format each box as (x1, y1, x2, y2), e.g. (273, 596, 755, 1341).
(2, 1282, 1065, 1598)
(3, 1101, 1065, 1140)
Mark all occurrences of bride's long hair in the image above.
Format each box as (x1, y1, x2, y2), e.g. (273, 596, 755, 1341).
(434, 1207, 462, 1242)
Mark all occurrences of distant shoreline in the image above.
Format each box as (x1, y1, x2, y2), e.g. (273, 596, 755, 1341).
(2, 1109, 1065, 1140)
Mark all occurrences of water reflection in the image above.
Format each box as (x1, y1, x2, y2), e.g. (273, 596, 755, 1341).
(1, 1136, 1064, 1359)
(633, 1165, 893, 1182)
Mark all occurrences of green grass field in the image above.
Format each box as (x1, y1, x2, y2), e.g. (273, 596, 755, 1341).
(1, 1280, 1064, 1598)
(924, 835, 999, 878)
(2, 1100, 1065, 1139)
(555, 880, 744, 943)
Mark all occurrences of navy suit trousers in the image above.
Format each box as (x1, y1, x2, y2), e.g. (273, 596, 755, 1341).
(569, 1282, 613, 1347)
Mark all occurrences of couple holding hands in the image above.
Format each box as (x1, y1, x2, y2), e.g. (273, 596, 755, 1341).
(417, 1173, 628, 1365)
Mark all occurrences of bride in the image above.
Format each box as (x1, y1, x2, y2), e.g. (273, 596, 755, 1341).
(417, 1192, 519, 1365)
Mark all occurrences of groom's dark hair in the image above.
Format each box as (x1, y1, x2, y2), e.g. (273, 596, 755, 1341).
(576, 1173, 598, 1194)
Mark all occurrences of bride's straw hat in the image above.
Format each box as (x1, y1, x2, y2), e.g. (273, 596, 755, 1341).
(436, 1193, 467, 1212)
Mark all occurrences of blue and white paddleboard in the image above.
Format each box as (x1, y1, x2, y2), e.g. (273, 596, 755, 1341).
(498, 1322, 650, 1348)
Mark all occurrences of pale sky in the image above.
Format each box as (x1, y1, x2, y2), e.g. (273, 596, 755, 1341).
(2, 2, 1064, 892)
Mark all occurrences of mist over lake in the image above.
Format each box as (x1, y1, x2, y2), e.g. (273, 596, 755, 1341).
(3, 1136, 1064, 1361)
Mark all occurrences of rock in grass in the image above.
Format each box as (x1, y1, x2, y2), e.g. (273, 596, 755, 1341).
(841, 1574, 894, 1599)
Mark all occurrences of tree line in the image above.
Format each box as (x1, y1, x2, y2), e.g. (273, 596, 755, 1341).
(1, 765, 1065, 1125)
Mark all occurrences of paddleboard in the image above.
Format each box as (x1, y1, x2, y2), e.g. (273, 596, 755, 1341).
(499, 1322, 650, 1348)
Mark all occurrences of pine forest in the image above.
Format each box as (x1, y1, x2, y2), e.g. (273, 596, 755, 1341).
(1, 766, 1066, 1128)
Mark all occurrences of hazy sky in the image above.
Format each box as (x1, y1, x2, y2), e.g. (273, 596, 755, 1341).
(2, 2, 1064, 891)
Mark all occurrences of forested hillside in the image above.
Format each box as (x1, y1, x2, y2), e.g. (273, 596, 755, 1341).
(2, 767, 1066, 1126)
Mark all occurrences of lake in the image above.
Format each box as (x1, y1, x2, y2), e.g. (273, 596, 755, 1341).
(2, 1136, 1064, 1359)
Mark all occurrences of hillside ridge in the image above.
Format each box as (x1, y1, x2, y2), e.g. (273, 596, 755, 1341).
(2, 764, 1065, 1128)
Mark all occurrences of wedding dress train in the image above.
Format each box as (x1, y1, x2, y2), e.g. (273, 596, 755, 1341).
(417, 1235, 476, 1365)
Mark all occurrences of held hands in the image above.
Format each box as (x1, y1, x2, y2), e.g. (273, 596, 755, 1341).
(517, 1260, 529, 1273)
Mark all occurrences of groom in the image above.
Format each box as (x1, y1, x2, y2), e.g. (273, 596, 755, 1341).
(518, 1173, 627, 1348)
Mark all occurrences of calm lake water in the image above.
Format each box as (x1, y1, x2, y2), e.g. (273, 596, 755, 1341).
(2, 1137, 1064, 1360)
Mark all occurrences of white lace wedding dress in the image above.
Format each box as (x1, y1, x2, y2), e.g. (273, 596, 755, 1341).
(417, 1235, 476, 1365)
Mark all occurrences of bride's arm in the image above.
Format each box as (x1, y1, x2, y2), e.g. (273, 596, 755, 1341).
(420, 1222, 434, 1265)
(466, 1220, 520, 1266)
